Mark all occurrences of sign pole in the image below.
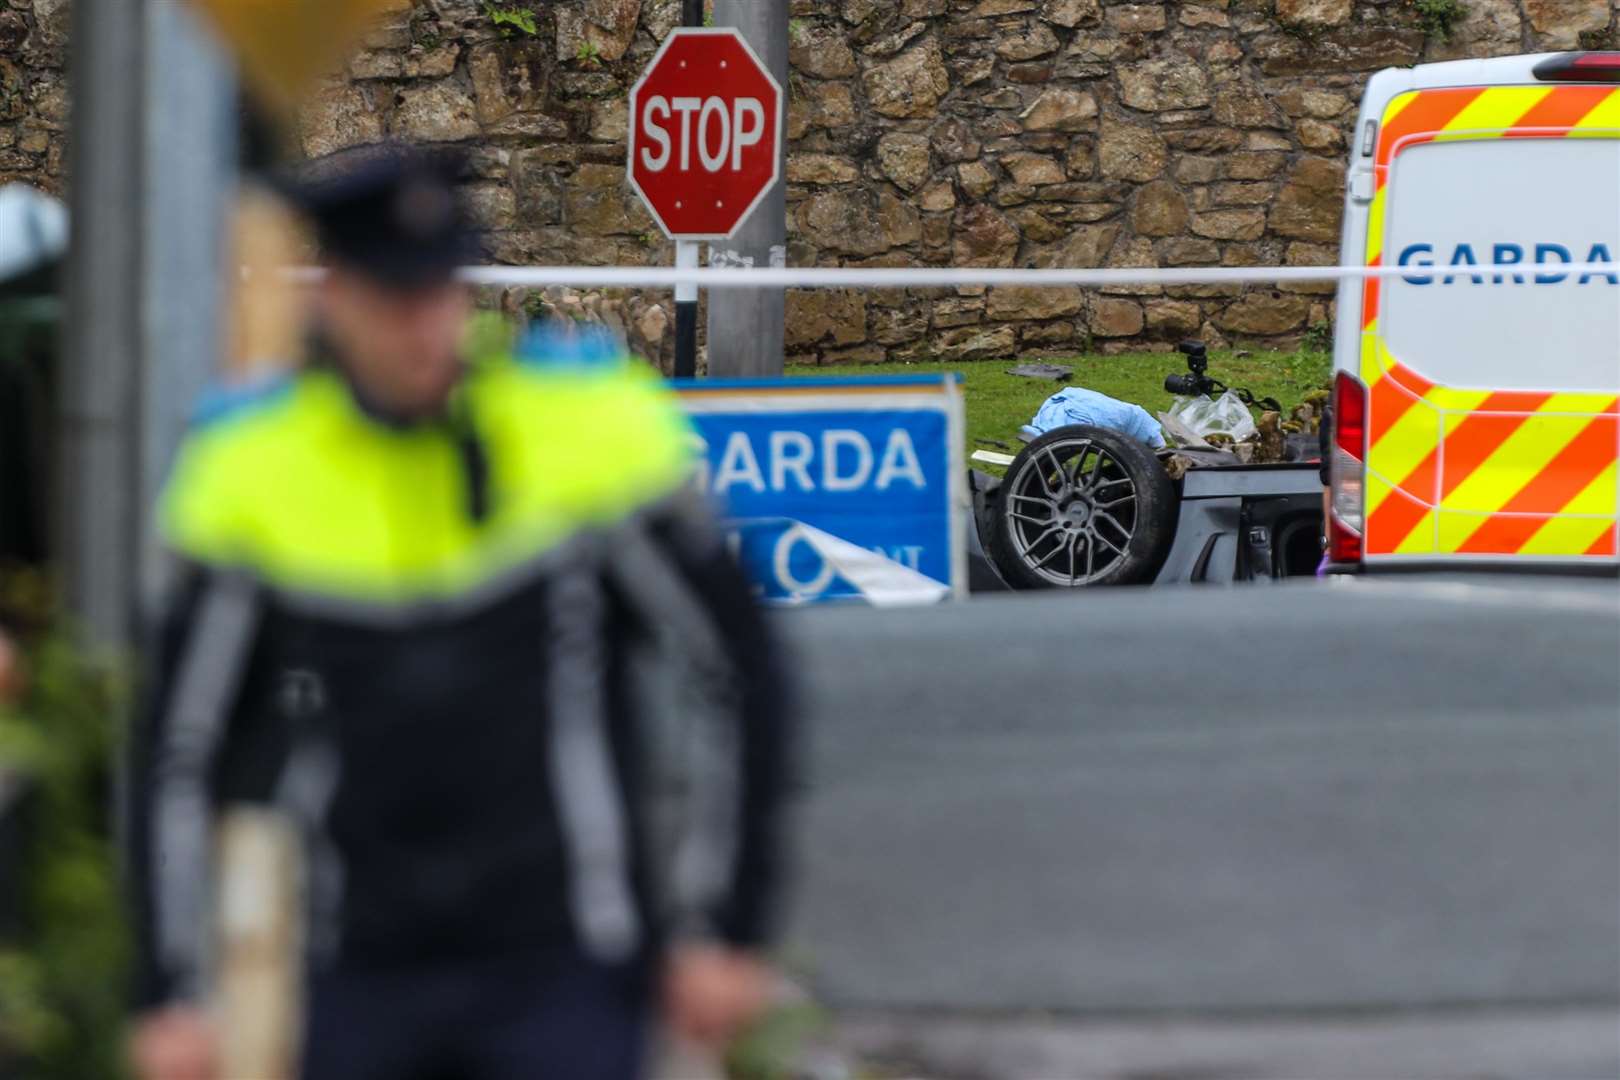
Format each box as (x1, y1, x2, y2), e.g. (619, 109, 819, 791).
(674, 239, 698, 377)
(672, 0, 704, 378)
(706, 0, 788, 378)
(60, 0, 147, 649)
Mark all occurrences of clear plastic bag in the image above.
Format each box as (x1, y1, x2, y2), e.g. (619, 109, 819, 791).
(1167, 390, 1257, 442)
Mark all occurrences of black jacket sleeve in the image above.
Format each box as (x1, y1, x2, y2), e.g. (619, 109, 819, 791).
(127, 566, 266, 1010)
(625, 494, 798, 950)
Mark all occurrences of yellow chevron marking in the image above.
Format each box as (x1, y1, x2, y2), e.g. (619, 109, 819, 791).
(1434, 86, 1551, 139)
(1365, 468, 1395, 519)
(1539, 392, 1620, 415)
(1441, 411, 1594, 514)
(1436, 510, 1489, 553)
(1365, 184, 1388, 264)
(1559, 460, 1619, 517)
(1518, 514, 1615, 556)
(1394, 507, 1437, 554)
(1381, 92, 1416, 127)
(1425, 386, 1494, 412)
(1368, 395, 1441, 499)
(1567, 89, 1620, 137)
(1359, 330, 1385, 387)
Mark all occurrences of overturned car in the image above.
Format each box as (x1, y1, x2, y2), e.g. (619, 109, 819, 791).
(969, 343, 1328, 591)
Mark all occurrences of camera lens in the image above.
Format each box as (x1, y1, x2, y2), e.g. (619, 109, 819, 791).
(1164, 374, 1196, 395)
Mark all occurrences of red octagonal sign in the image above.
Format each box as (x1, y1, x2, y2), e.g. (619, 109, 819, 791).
(627, 28, 784, 240)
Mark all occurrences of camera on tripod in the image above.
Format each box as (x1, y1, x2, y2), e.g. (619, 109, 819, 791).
(1161, 340, 1284, 413)
(1164, 340, 1218, 397)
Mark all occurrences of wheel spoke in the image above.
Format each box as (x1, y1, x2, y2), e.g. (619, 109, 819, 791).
(1065, 442, 1093, 485)
(1066, 532, 1082, 585)
(1009, 511, 1051, 527)
(1019, 523, 1064, 555)
(1094, 510, 1133, 544)
(1008, 492, 1056, 510)
(1087, 450, 1108, 488)
(1039, 446, 1070, 496)
(1094, 493, 1136, 510)
(1090, 527, 1127, 558)
(1084, 534, 1096, 579)
(1031, 538, 1071, 571)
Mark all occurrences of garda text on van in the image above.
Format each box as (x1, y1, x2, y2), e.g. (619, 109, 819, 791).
(1397, 241, 1619, 284)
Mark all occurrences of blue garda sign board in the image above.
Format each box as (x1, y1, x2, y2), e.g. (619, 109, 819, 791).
(674, 375, 966, 605)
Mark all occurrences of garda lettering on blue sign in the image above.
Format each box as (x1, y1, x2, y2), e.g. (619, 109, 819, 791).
(675, 375, 966, 606)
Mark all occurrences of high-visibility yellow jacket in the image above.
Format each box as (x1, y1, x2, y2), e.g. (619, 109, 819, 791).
(128, 330, 794, 1008)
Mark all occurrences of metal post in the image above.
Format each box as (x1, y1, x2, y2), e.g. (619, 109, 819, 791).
(674, 240, 699, 377)
(706, 0, 788, 378)
(673, 0, 704, 378)
(60, 0, 147, 648)
(138, 2, 236, 615)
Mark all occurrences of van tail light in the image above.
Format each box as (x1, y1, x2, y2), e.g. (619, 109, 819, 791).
(1533, 52, 1620, 82)
(1329, 370, 1366, 564)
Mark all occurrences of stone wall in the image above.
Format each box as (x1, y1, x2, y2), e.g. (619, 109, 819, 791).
(0, 0, 70, 197)
(6, 0, 1606, 363)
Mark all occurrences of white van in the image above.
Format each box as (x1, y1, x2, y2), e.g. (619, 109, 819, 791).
(1328, 52, 1620, 571)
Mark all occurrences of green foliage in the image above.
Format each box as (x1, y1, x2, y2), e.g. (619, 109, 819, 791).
(1277, 19, 1323, 45)
(725, 1001, 828, 1080)
(786, 349, 1335, 463)
(520, 292, 551, 323)
(1407, 0, 1467, 41)
(0, 585, 129, 1079)
(484, 3, 539, 38)
(1302, 319, 1333, 354)
(410, 8, 444, 50)
(575, 39, 603, 67)
(464, 309, 522, 365)
(0, 62, 25, 121)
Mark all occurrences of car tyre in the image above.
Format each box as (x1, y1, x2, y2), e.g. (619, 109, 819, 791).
(988, 424, 1177, 589)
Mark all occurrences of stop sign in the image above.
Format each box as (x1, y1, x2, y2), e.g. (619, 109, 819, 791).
(627, 29, 784, 240)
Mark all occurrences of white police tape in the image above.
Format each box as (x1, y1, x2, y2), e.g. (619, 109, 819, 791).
(281, 261, 1620, 289)
(760, 520, 951, 607)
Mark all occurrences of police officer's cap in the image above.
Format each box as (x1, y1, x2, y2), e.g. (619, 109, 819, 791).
(283, 144, 481, 289)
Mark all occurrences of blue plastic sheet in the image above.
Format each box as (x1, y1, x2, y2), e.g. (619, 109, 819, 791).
(1027, 387, 1166, 449)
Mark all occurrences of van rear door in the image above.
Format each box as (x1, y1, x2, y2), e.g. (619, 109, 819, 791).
(1353, 81, 1620, 564)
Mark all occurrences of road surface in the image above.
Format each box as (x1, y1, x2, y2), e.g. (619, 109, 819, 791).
(777, 576, 1618, 1072)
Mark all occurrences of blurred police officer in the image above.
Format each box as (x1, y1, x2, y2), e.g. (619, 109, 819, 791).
(128, 146, 794, 1080)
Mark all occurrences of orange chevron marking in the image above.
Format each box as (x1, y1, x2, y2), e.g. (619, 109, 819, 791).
(1503, 85, 1617, 136)
(1491, 409, 1618, 513)
(1362, 256, 1381, 328)
(1386, 361, 1434, 398)
(1367, 361, 1437, 449)
(1449, 411, 1616, 553)
(1366, 481, 1432, 554)
(1436, 411, 1534, 501)
(1368, 371, 1422, 448)
(1376, 87, 1486, 177)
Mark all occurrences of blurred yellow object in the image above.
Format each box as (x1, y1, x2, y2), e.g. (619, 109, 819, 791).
(226, 186, 310, 377)
(187, 0, 410, 113)
(215, 809, 303, 1079)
